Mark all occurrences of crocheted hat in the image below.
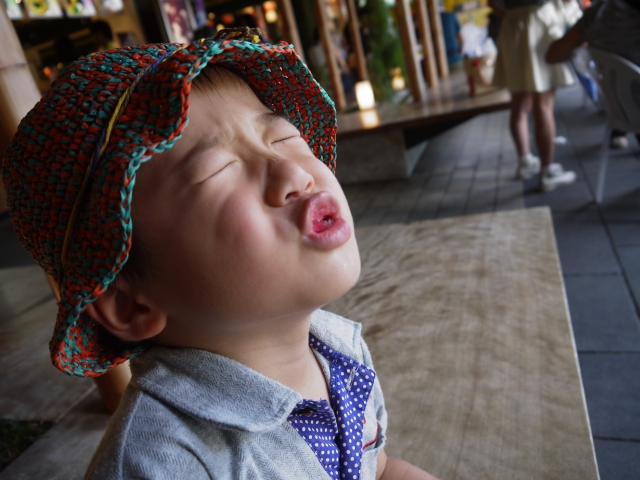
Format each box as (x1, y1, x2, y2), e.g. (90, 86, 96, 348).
(2, 32, 337, 377)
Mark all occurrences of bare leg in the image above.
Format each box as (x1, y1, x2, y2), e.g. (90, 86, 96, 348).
(532, 89, 576, 191)
(509, 92, 533, 157)
(532, 90, 556, 167)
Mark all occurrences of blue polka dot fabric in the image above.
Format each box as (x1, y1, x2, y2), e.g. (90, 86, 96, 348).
(287, 334, 376, 480)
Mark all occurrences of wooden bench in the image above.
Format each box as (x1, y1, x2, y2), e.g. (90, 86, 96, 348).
(327, 207, 599, 479)
(335, 70, 510, 184)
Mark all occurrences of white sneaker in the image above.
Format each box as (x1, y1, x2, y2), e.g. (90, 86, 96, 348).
(610, 136, 629, 149)
(541, 164, 576, 192)
(547, 163, 565, 176)
(516, 154, 541, 180)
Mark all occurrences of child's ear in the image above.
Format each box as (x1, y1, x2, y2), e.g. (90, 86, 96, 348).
(84, 285, 167, 342)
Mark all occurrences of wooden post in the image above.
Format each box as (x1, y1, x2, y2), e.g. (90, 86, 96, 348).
(395, 0, 427, 103)
(415, 0, 439, 88)
(0, 6, 41, 213)
(427, 0, 449, 77)
(345, 0, 368, 81)
(275, 0, 305, 62)
(313, 0, 346, 111)
(254, 4, 269, 34)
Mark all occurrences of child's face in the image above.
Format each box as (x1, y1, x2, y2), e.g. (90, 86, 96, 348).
(129, 74, 360, 341)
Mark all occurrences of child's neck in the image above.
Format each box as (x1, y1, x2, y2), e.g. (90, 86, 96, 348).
(165, 311, 331, 401)
(230, 313, 330, 400)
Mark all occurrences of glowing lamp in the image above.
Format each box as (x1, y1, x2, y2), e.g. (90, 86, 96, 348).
(355, 80, 375, 110)
(392, 74, 405, 91)
(361, 110, 380, 128)
(265, 9, 278, 23)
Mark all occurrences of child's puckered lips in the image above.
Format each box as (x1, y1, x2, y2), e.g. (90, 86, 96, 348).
(301, 191, 351, 249)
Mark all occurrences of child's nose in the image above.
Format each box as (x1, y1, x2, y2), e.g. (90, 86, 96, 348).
(265, 157, 314, 206)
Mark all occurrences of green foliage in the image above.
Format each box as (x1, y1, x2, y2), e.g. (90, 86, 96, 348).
(360, 0, 408, 103)
(0, 420, 52, 472)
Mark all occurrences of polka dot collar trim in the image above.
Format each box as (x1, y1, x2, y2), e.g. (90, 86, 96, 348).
(287, 334, 376, 479)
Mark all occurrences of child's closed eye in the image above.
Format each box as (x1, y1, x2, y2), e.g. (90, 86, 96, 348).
(273, 134, 302, 144)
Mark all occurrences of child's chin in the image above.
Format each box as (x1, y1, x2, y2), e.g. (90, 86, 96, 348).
(322, 257, 362, 304)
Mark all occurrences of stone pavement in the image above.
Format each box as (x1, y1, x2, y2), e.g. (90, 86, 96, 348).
(1, 83, 638, 479)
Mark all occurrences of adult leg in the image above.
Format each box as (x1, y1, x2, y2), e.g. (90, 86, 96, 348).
(533, 89, 576, 191)
(509, 92, 533, 157)
(532, 90, 555, 167)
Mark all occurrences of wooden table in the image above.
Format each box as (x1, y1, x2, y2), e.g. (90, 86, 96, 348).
(334, 70, 510, 184)
(337, 70, 510, 140)
(326, 207, 599, 480)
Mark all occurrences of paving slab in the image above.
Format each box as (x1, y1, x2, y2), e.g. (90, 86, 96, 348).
(0, 265, 53, 324)
(627, 274, 640, 305)
(579, 353, 640, 440)
(524, 179, 594, 211)
(551, 208, 620, 275)
(593, 438, 640, 480)
(0, 389, 109, 480)
(606, 222, 640, 247)
(616, 246, 640, 274)
(564, 274, 640, 352)
(0, 291, 93, 421)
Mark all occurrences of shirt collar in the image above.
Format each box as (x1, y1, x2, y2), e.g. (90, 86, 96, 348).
(129, 310, 363, 432)
(131, 345, 302, 432)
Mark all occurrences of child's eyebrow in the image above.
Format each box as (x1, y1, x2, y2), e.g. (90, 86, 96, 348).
(255, 111, 292, 129)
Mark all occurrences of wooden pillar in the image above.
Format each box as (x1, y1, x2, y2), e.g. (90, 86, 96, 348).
(415, 0, 438, 87)
(313, 0, 346, 111)
(0, 7, 41, 213)
(254, 5, 269, 34)
(395, 0, 427, 103)
(275, 0, 305, 62)
(345, 0, 368, 81)
(427, 0, 449, 77)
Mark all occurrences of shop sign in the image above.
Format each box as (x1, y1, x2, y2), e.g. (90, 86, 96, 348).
(23, 0, 63, 18)
(60, 0, 96, 16)
(3, 0, 23, 19)
(100, 0, 123, 14)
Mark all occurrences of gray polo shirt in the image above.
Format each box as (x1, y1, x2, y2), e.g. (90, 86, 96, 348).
(84, 310, 387, 479)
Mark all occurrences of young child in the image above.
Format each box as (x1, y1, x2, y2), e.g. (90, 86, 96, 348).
(2, 29, 437, 480)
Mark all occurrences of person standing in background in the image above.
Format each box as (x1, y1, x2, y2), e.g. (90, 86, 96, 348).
(546, 0, 640, 149)
(490, 0, 577, 191)
(440, 11, 464, 67)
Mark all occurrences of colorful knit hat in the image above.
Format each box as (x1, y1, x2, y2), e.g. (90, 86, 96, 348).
(1, 31, 337, 377)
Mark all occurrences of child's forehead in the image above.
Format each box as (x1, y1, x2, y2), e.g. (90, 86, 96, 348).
(188, 79, 292, 134)
(191, 65, 253, 95)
